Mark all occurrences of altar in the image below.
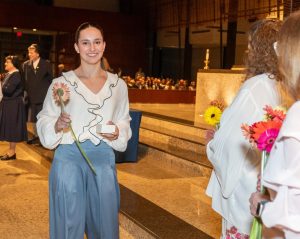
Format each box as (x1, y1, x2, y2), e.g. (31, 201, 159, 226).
(194, 69, 245, 127)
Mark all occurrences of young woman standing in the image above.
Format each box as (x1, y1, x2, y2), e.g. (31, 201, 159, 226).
(37, 22, 132, 239)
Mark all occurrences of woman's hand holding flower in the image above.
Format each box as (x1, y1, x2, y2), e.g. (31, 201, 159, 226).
(100, 121, 119, 141)
(205, 129, 215, 145)
(55, 112, 71, 133)
(249, 192, 270, 217)
(52, 82, 97, 174)
(256, 173, 261, 192)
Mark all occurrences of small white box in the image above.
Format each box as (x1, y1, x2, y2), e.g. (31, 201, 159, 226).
(96, 124, 116, 134)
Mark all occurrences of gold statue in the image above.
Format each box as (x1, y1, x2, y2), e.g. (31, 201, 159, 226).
(204, 48, 210, 69)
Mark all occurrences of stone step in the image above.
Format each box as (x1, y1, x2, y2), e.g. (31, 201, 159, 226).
(138, 144, 212, 178)
(139, 128, 209, 167)
(140, 113, 207, 145)
(118, 185, 215, 239)
(139, 114, 212, 169)
(117, 151, 220, 239)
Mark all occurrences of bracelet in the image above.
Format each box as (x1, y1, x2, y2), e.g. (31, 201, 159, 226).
(256, 200, 268, 217)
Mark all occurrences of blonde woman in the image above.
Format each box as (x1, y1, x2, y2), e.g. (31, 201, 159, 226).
(250, 11, 300, 238)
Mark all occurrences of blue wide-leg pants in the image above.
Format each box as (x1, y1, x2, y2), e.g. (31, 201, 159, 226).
(49, 141, 120, 239)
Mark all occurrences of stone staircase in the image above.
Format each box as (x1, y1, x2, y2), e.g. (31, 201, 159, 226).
(117, 113, 218, 239)
(138, 113, 212, 172)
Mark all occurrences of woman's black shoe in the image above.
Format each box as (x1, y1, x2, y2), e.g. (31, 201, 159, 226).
(0, 154, 16, 160)
(27, 136, 40, 145)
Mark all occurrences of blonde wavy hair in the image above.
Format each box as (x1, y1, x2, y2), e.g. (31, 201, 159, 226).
(245, 19, 282, 81)
(277, 11, 300, 100)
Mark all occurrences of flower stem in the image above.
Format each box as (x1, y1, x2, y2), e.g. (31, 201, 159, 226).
(57, 90, 65, 113)
(250, 150, 269, 239)
(260, 150, 269, 193)
(58, 94, 97, 175)
(250, 217, 262, 239)
(69, 123, 97, 175)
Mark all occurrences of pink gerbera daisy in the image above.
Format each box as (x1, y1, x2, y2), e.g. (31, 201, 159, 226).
(257, 128, 279, 153)
(52, 82, 70, 106)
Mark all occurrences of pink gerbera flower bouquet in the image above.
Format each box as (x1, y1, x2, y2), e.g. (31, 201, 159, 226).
(241, 105, 286, 239)
(52, 82, 97, 175)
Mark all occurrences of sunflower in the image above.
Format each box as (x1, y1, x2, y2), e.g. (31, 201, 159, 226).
(204, 106, 222, 127)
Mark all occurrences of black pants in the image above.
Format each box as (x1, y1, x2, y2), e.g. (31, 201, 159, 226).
(28, 103, 43, 123)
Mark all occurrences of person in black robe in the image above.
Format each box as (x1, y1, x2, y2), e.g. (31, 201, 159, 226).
(0, 55, 27, 160)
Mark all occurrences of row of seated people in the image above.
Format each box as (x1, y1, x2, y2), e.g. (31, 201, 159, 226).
(122, 75, 196, 91)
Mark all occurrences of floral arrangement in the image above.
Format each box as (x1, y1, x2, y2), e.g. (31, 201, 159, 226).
(241, 105, 286, 153)
(241, 105, 286, 239)
(52, 82, 97, 175)
(203, 100, 225, 128)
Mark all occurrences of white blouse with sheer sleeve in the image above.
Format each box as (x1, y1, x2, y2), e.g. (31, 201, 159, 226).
(262, 101, 300, 238)
(37, 70, 132, 152)
(206, 73, 280, 233)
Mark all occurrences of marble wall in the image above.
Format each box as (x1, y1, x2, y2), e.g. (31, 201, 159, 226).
(194, 69, 245, 127)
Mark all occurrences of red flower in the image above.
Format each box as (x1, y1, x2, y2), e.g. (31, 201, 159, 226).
(210, 99, 225, 111)
(241, 105, 286, 153)
(241, 123, 253, 140)
(264, 105, 286, 122)
(251, 121, 282, 141)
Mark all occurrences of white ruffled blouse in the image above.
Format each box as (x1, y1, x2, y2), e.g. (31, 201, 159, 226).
(37, 70, 132, 152)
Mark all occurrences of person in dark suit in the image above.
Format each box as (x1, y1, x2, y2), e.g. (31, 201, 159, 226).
(0, 55, 27, 160)
(22, 44, 53, 144)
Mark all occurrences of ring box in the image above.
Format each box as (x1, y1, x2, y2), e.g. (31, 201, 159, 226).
(96, 124, 116, 134)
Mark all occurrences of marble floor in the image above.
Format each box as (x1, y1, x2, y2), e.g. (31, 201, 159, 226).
(0, 141, 49, 238)
(0, 141, 135, 239)
(117, 157, 221, 238)
(0, 142, 221, 238)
